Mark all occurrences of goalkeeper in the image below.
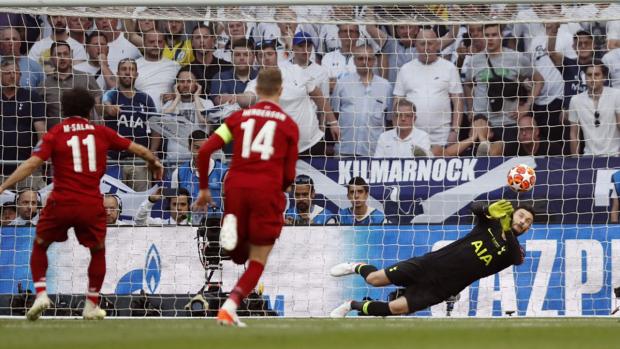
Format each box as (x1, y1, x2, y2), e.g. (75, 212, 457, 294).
(329, 200, 534, 317)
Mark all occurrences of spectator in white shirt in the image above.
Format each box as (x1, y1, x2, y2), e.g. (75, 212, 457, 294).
(569, 62, 620, 156)
(393, 28, 464, 146)
(239, 40, 340, 155)
(331, 44, 391, 156)
(94, 17, 142, 74)
(67, 16, 93, 45)
(135, 30, 181, 111)
(75, 31, 116, 90)
(215, 21, 249, 63)
(374, 99, 433, 158)
(321, 24, 361, 85)
(134, 188, 192, 225)
(290, 31, 329, 97)
(375, 99, 485, 158)
(28, 15, 87, 70)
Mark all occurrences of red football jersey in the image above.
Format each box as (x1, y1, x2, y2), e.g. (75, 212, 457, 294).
(33, 116, 131, 203)
(223, 100, 299, 192)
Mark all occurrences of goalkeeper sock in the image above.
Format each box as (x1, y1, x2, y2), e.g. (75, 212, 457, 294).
(351, 300, 393, 316)
(228, 260, 265, 308)
(355, 264, 378, 279)
(30, 242, 49, 295)
(87, 248, 106, 304)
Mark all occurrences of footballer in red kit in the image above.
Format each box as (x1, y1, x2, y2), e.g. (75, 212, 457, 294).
(0, 88, 163, 321)
(195, 67, 299, 327)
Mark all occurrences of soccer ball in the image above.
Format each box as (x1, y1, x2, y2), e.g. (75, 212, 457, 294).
(507, 164, 536, 193)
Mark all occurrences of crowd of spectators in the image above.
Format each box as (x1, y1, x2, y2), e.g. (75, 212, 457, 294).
(1, 4, 620, 225)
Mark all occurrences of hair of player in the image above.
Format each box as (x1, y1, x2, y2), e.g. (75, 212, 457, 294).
(395, 98, 416, 113)
(86, 30, 108, 45)
(117, 57, 137, 72)
(231, 38, 254, 51)
(50, 40, 71, 55)
(347, 176, 369, 193)
(515, 203, 536, 221)
(191, 22, 216, 37)
(586, 59, 610, 78)
(61, 87, 95, 119)
(256, 67, 282, 97)
(188, 129, 208, 148)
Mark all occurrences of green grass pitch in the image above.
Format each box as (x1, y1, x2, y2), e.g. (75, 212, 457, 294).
(0, 318, 617, 349)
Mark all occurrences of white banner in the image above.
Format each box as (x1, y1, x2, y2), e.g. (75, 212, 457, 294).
(45, 226, 351, 317)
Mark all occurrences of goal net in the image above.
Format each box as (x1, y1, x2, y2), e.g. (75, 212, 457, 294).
(1, 1, 620, 318)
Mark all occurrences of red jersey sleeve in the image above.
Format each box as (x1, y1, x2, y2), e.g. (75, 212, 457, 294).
(32, 128, 56, 161)
(282, 120, 299, 190)
(102, 126, 132, 151)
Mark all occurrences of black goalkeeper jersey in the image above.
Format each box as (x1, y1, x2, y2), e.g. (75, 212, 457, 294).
(418, 202, 525, 297)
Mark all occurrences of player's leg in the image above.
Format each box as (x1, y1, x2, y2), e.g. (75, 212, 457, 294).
(331, 262, 391, 286)
(217, 188, 283, 327)
(82, 243, 107, 320)
(26, 236, 53, 321)
(220, 188, 249, 258)
(217, 244, 273, 327)
(26, 203, 70, 321)
(75, 207, 107, 320)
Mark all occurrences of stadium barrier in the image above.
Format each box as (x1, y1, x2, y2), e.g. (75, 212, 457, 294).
(1, 225, 620, 317)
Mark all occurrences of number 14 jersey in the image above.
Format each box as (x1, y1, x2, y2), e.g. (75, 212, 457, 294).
(33, 116, 131, 203)
(224, 100, 299, 192)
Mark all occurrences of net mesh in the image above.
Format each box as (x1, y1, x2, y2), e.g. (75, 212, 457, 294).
(0, 3, 619, 318)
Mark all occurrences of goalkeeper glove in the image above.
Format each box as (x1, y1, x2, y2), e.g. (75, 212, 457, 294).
(487, 199, 514, 219)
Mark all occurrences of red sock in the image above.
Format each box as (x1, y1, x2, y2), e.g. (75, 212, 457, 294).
(229, 260, 265, 306)
(30, 242, 49, 295)
(87, 248, 106, 304)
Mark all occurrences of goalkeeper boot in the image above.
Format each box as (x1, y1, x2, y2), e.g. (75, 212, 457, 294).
(82, 299, 106, 320)
(216, 308, 247, 328)
(330, 301, 352, 318)
(26, 292, 51, 321)
(220, 214, 238, 251)
(330, 262, 362, 277)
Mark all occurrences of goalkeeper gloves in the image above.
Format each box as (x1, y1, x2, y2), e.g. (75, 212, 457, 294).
(488, 200, 514, 232)
(487, 199, 514, 219)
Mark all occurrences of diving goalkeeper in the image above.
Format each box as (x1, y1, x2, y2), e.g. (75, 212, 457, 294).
(329, 200, 534, 317)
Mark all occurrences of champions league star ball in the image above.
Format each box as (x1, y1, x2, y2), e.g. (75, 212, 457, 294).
(507, 164, 536, 193)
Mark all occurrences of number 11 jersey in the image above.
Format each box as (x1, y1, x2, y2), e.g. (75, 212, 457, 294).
(33, 116, 131, 203)
(224, 100, 299, 192)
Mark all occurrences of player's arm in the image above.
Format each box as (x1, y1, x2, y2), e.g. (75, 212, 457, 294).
(126, 142, 164, 180)
(194, 124, 230, 208)
(282, 129, 299, 191)
(0, 156, 45, 194)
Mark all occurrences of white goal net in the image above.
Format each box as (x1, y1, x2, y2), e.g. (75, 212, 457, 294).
(1, 2, 620, 318)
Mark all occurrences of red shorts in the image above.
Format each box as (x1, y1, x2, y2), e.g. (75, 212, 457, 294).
(36, 198, 107, 248)
(224, 187, 285, 263)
